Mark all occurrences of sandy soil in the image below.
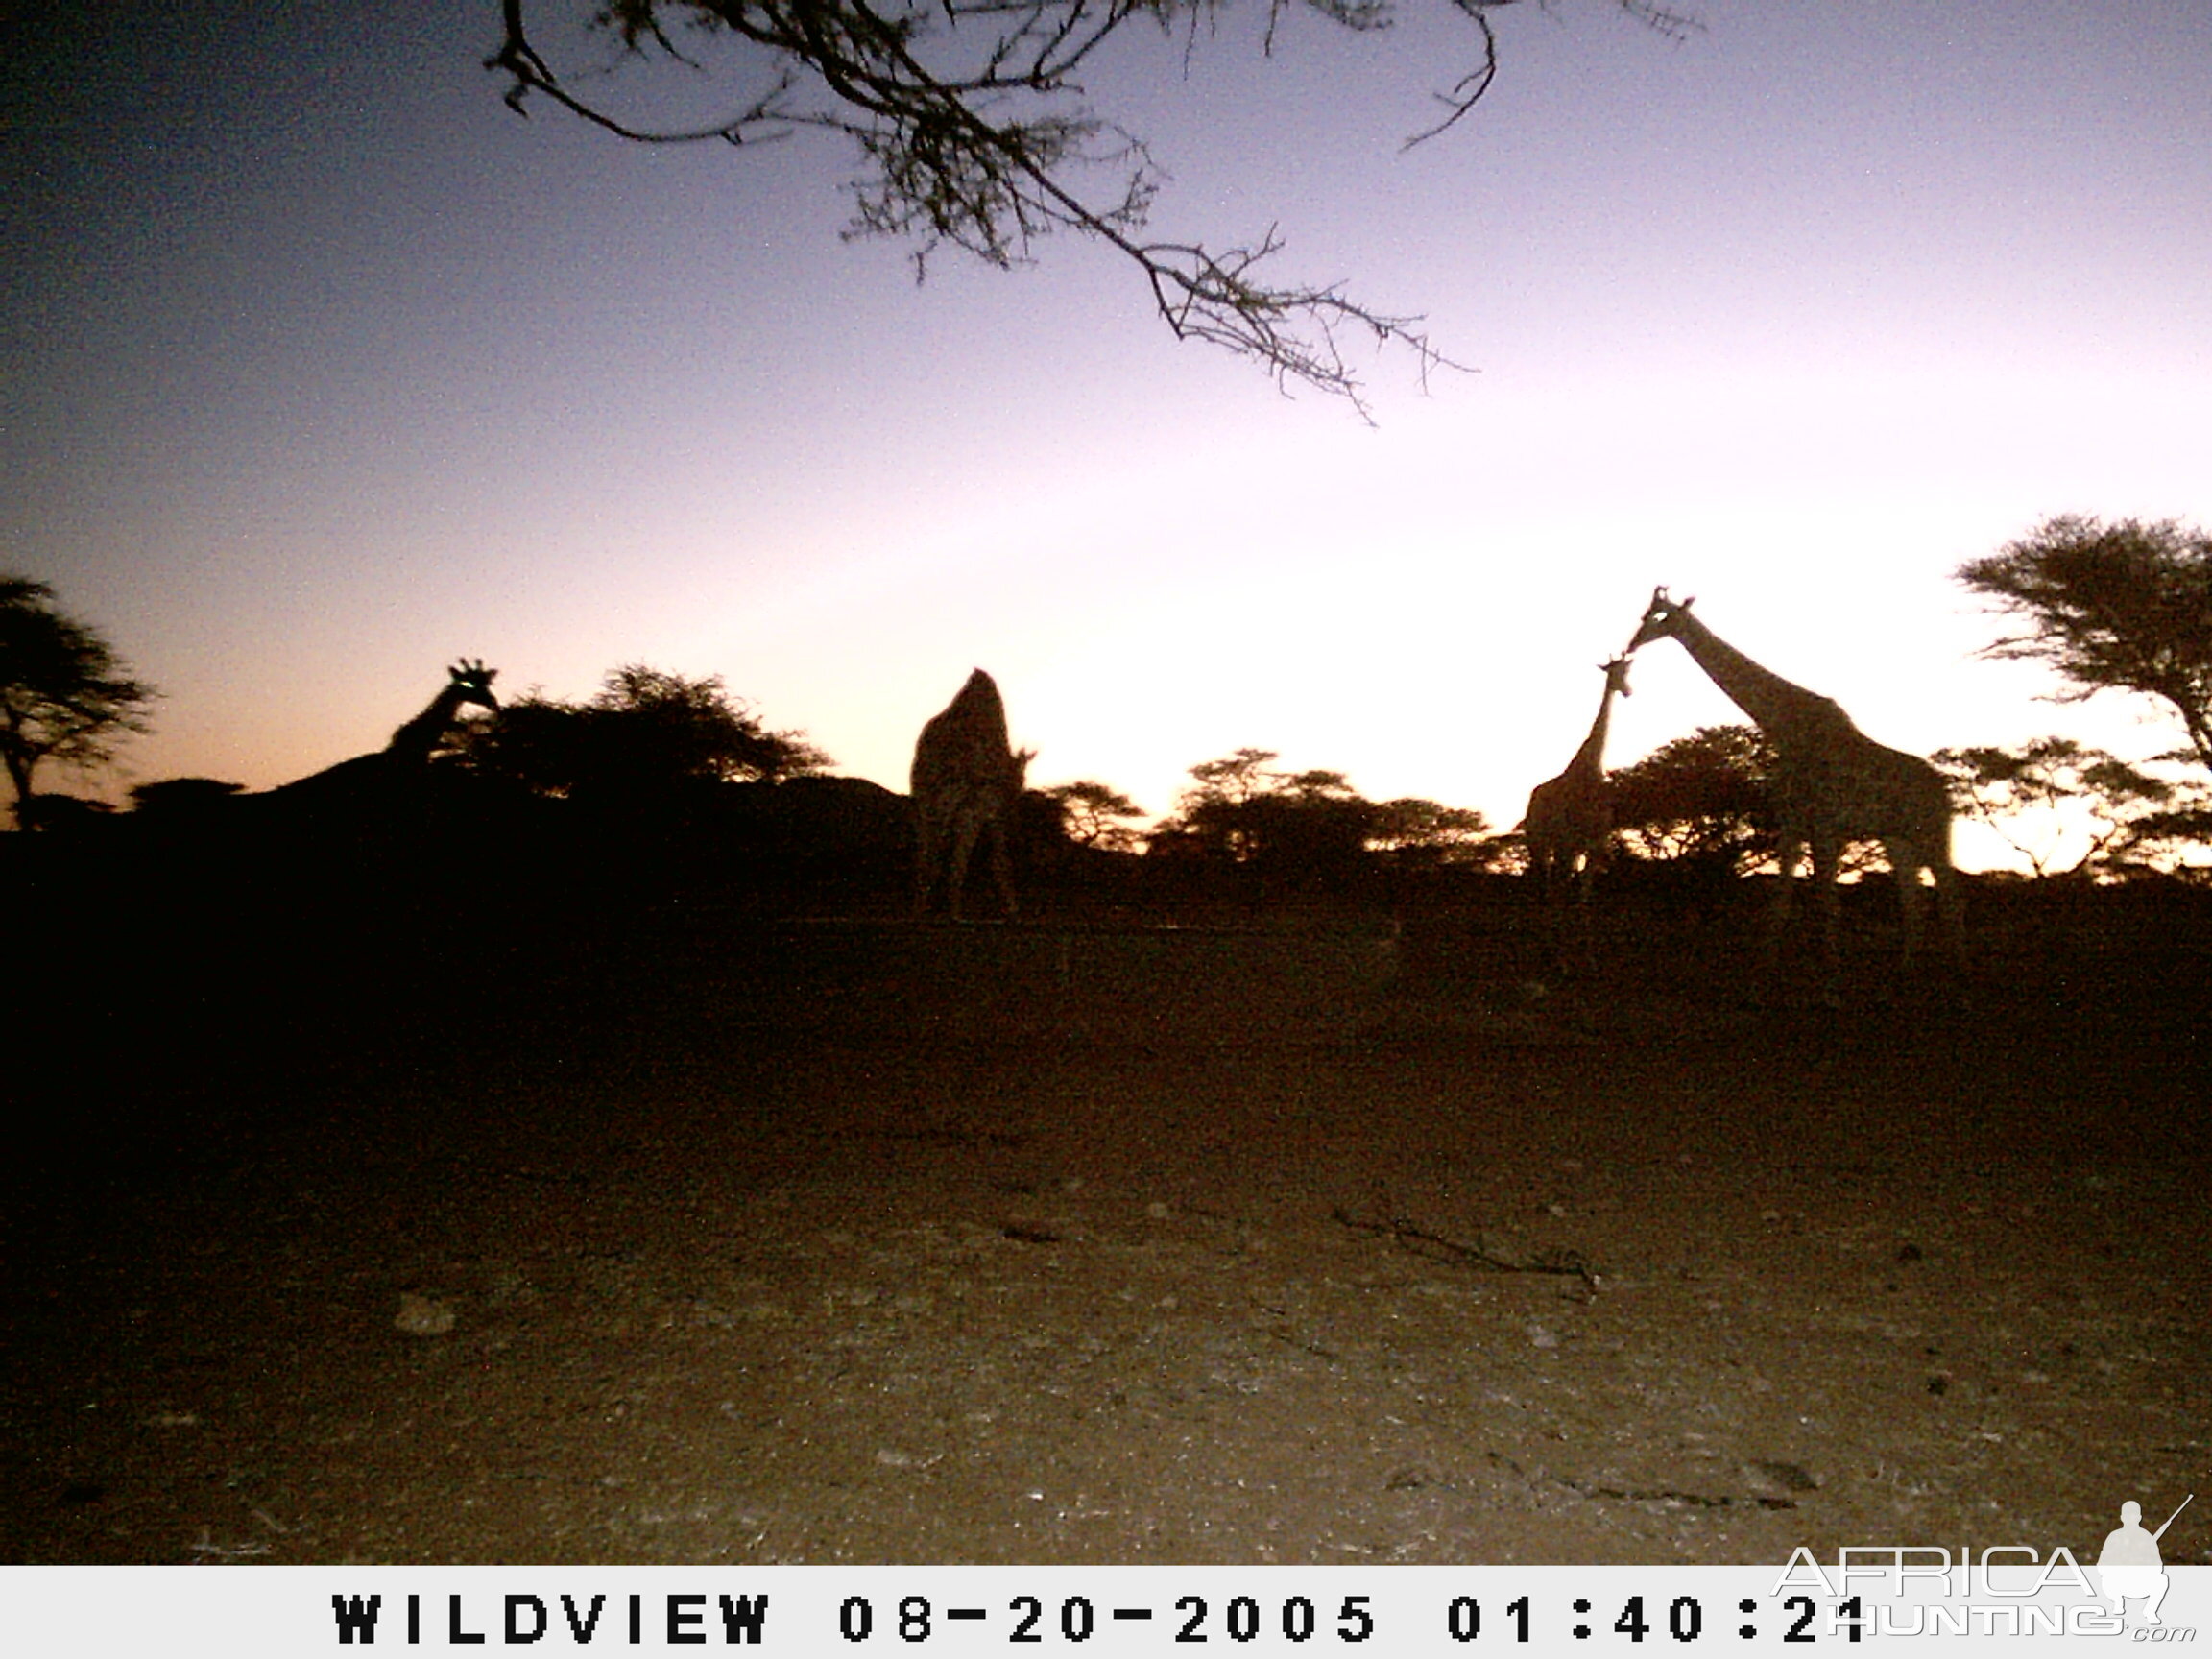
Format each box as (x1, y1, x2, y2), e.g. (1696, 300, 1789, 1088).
(3, 897, 2207, 1567)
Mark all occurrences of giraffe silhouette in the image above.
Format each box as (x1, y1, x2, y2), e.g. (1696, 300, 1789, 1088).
(267, 660, 500, 809)
(910, 668, 1032, 921)
(1523, 655, 1634, 904)
(1625, 589, 1962, 985)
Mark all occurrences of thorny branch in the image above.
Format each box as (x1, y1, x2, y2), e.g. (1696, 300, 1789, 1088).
(487, 0, 1695, 413)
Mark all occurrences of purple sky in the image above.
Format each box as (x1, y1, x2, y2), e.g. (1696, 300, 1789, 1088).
(7, 1, 2209, 867)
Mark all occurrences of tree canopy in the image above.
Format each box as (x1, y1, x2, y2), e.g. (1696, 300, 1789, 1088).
(487, 0, 1695, 412)
(1934, 736, 2209, 881)
(1149, 746, 1493, 873)
(1605, 724, 1772, 872)
(1365, 794, 1495, 866)
(1040, 780, 1148, 853)
(0, 577, 157, 828)
(1956, 516, 2212, 774)
(469, 664, 830, 802)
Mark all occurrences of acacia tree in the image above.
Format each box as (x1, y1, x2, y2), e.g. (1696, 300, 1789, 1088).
(1040, 780, 1147, 852)
(1957, 516, 2212, 774)
(486, 0, 1695, 412)
(0, 577, 157, 829)
(471, 664, 830, 801)
(1605, 724, 1770, 869)
(1933, 737, 2207, 880)
(1151, 747, 1489, 869)
(1366, 794, 1496, 865)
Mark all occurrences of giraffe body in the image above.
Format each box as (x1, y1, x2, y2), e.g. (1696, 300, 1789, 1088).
(1524, 656, 1633, 902)
(1627, 590, 1961, 981)
(911, 668, 1032, 921)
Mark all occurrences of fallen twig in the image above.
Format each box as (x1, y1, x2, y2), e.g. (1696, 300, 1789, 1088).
(188, 1529, 272, 1562)
(1330, 1206, 1601, 1291)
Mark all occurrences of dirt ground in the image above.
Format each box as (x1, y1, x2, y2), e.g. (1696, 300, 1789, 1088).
(3, 894, 2207, 1567)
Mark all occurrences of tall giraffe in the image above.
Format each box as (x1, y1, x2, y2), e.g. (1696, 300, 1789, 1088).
(269, 660, 500, 804)
(1523, 655, 1634, 902)
(910, 668, 1033, 920)
(1625, 589, 1962, 979)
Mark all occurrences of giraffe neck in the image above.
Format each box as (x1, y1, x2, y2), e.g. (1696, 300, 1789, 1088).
(1567, 684, 1619, 777)
(385, 685, 467, 764)
(1666, 611, 1830, 738)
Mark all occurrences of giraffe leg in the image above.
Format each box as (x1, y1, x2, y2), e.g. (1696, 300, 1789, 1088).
(914, 809, 941, 917)
(1931, 861, 1966, 964)
(1763, 833, 1802, 981)
(947, 817, 981, 923)
(1891, 840, 1968, 976)
(1531, 845, 1577, 974)
(1888, 844, 1926, 968)
(1809, 832, 1843, 1005)
(1571, 853, 1599, 974)
(985, 818, 1019, 919)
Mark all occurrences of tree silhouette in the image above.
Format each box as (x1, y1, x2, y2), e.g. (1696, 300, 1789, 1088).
(486, 0, 1696, 413)
(0, 577, 157, 829)
(1156, 749, 1326, 865)
(1184, 748, 1283, 810)
(1366, 795, 1499, 867)
(1605, 724, 1773, 872)
(469, 664, 830, 803)
(1040, 780, 1147, 853)
(1957, 516, 2212, 774)
(1933, 736, 2206, 880)
(1149, 748, 1491, 877)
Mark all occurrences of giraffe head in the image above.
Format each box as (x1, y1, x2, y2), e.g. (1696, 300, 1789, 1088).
(446, 659, 500, 713)
(1626, 587, 1696, 654)
(1599, 655, 1634, 699)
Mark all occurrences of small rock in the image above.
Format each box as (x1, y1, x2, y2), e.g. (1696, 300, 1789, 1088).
(395, 1293, 457, 1336)
(1749, 1459, 1819, 1493)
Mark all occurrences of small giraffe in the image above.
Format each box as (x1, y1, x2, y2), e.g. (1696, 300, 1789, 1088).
(1626, 589, 1962, 980)
(270, 660, 500, 801)
(911, 668, 1032, 921)
(1523, 655, 1634, 902)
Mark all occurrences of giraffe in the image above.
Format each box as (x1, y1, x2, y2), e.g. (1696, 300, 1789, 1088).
(378, 659, 500, 767)
(1523, 655, 1634, 902)
(267, 660, 500, 805)
(910, 668, 1033, 921)
(1625, 589, 1962, 984)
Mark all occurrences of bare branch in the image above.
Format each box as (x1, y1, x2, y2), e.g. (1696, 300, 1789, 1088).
(1402, 9, 1497, 147)
(485, 0, 1689, 409)
(1137, 233, 1462, 421)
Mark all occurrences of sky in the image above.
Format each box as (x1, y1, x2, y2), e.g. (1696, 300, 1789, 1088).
(6, 0, 2210, 870)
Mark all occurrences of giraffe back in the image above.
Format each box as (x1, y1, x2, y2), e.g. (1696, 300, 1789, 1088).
(912, 669, 1024, 812)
